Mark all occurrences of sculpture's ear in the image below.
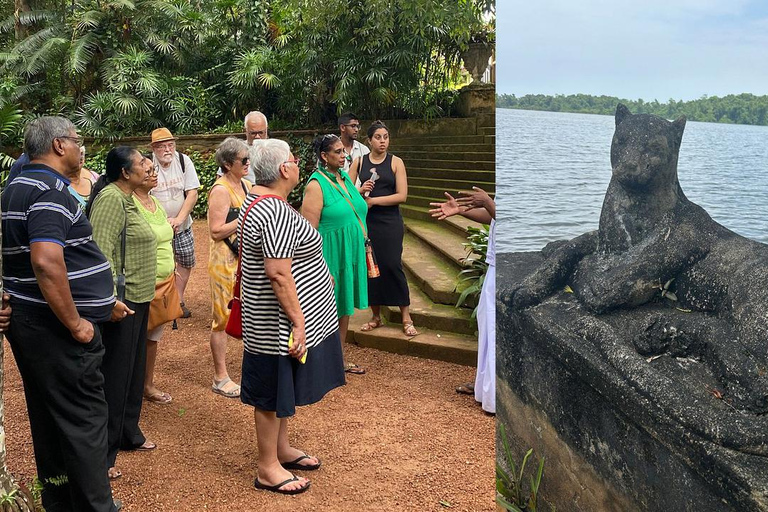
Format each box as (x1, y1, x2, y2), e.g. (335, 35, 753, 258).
(615, 103, 631, 127)
(672, 115, 686, 144)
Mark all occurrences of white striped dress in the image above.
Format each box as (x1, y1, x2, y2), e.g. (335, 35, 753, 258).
(239, 194, 338, 356)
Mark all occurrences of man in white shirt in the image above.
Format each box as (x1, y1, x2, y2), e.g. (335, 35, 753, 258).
(339, 113, 370, 187)
(149, 127, 200, 318)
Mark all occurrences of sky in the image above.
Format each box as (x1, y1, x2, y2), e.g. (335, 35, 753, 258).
(496, 0, 768, 101)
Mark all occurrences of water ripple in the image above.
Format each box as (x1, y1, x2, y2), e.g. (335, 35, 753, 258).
(496, 109, 768, 252)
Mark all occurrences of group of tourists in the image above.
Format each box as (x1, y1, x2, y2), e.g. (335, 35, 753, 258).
(0, 109, 494, 510)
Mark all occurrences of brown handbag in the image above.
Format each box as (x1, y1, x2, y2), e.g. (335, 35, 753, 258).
(148, 273, 184, 331)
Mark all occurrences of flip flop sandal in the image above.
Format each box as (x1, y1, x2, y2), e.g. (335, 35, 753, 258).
(456, 382, 475, 395)
(281, 453, 322, 471)
(360, 317, 383, 332)
(144, 391, 173, 404)
(254, 475, 310, 495)
(403, 321, 419, 337)
(212, 376, 241, 398)
(344, 363, 366, 375)
(135, 441, 157, 451)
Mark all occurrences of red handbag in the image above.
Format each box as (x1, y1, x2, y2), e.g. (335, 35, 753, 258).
(225, 194, 283, 339)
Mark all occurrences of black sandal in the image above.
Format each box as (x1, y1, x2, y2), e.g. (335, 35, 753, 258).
(254, 475, 310, 495)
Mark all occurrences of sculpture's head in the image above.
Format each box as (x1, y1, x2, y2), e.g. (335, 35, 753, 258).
(610, 104, 686, 191)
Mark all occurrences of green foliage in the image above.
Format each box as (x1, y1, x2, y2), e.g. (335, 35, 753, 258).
(283, 134, 314, 208)
(83, 147, 108, 176)
(455, 224, 488, 316)
(0, 0, 492, 135)
(185, 149, 219, 220)
(497, 93, 768, 127)
(496, 423, 550, 512)
(0, 475, 45, 511)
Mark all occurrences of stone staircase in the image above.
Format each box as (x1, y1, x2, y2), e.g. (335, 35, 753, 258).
(347, 112, 495, 366)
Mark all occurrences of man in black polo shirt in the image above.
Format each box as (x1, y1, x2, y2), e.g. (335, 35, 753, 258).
(2, 117, 129, 512)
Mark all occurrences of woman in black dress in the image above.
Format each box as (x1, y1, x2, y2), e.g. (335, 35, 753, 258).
(349, 121, 418, 337)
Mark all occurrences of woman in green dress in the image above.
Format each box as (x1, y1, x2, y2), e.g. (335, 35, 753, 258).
(301, 134, 370, 374)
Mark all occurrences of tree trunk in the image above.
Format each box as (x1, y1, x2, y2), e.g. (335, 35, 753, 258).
(0, 194, 34, 510)
(14, 0, 32, 41)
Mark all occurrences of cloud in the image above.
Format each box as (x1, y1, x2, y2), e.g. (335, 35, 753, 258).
(496, 0, 768, 100)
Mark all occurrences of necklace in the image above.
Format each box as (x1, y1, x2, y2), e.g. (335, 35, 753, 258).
(135, 193, 155, 211)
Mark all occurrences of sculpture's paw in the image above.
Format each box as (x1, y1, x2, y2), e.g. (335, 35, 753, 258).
(505, 285, 540, 310)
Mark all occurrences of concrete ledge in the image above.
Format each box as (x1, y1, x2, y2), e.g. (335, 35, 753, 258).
(346, 310, 476, 366)
(497, 252, 768, 511)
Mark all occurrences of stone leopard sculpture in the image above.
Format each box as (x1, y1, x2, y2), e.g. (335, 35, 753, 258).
(504, 104, 768, 454)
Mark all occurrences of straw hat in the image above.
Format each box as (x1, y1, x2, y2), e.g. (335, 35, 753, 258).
(151, 127, 177, 144)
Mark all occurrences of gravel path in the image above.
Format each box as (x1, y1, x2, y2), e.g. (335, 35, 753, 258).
(2, 221, 494, 511)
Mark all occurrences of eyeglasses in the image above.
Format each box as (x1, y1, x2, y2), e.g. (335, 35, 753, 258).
(153, 141, 175, 150)
(57, 135, 84, 146)
(240, 156, 250, 165)
(283, 157, 300, 166)
(147, 165, 159, 176)
(247, 130, 267, 138)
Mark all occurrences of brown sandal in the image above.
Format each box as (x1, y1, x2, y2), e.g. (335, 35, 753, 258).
(403, 321, 418, 337)
(360, 317, 383, 332)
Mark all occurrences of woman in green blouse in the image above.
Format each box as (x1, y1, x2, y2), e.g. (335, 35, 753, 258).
(88, 146, 157, 481)
(133, 156, 176, 404)
(301, 134, 369, 374)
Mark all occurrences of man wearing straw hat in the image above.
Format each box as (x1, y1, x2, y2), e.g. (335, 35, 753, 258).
(149, 127, 200, 319)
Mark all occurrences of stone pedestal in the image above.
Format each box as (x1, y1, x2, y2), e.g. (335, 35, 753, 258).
(497, 252, 768, 511)
(456, 83, 495, 118)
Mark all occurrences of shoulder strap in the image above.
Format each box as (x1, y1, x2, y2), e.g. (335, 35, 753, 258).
(178, 151, 186, 173)
(231, 194, 285, 300)
(317, 171, 367, 238)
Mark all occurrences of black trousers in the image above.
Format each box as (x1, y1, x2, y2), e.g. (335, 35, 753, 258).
(8, 304, 116, 512)
(100, 300, 150, 466)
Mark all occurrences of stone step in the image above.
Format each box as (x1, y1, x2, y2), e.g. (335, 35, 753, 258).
(405, 193, 446, 210)
(398, 150, 495, 163)
(400, 205, 485, 238)
(475, 112, 495, 128)
(403, 217, 477, 269)
(405, 158, 494, 171)
(406, 167, 496, 182)
(479, 126, 495, 136)
(376, 281, 476, 335)
(390, 134, 487, 145)
(402, 231, 476, 307)
(409, 176, 495, 194)
(391, 143, 495, 154)
(347, 310, 477, 366)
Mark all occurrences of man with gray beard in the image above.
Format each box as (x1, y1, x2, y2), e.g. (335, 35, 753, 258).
(149, 127, 200, 319)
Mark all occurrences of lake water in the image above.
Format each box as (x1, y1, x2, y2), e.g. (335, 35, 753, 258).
(496, 108, 768, 253)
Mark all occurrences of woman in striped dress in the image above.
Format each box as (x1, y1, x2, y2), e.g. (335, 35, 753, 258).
(239, 139, 344, 495)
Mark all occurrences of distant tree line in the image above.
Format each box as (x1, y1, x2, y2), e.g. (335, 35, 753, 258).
(497, 93, 768, 126)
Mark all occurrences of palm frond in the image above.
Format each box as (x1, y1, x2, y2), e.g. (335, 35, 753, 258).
(0, 10, 56, 34)
(69, 32, 100, 74)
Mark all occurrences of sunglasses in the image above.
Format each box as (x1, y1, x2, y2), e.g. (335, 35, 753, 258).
(240, 156, 250, 165)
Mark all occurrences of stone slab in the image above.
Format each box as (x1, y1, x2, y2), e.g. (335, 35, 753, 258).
(497, 252, 768, 511)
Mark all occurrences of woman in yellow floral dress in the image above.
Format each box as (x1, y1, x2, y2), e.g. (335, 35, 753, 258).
(208, 137, 252, 398)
